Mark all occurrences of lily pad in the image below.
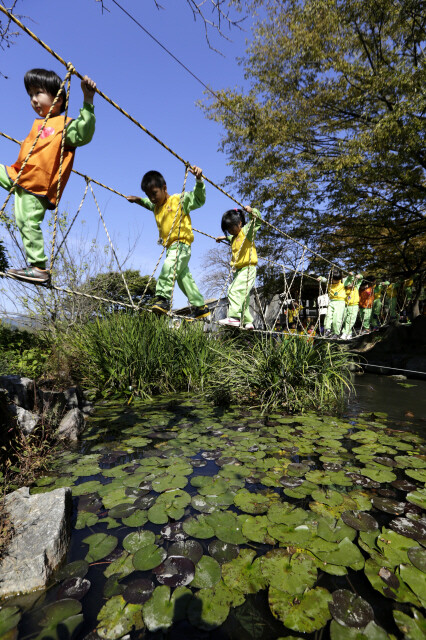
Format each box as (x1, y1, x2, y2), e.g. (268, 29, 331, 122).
(222, 549, 267, 594)
(123, 530, 155, 553)
(268, 586, 332, 633)
(83, 533, 118, 563)
(388, 517, 426, 543)
(183, 514, 215, 539)
(168, 539, 203, 564)
(153, 556, 195, 587)
(261, 550, 317, 594)
(96, 595, 144, 639)
(233, 488, 278, 514)
(329, 589, 374, 628)
(407, 546, 426, 573)
(55, 560, 89, 581)
(372, 497, 405, 515)
(0, 607, 21, 636)
(341, 511, 378, 532)
(35, 599, 82, 628)
(121, 509, 148, 527)
(142, 585, 192, 631)
(242, 515, 276, 544)
(56, 578, 91, 601)
(122, 579, 155, 604)
(205, 511, 247, 544)
(191, 555, 222, 588)
(394, 608, 426, 640)
(160, 522, 188, 541)
(406, 488, 426, 509)
(314, 537, 364, 570)
(208, 540, 240, 564)
(133, 544, 167, 571)
(187, 580, 244, 630)
(103, 551, 135, 578)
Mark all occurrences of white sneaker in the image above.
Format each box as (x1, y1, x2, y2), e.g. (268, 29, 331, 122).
(244, 322, 254, 330)
(340, 333, 349, 340)
(218, 317, 240, 327)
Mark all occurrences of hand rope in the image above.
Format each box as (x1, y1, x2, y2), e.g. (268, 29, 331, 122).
(49, 64, 73, 272)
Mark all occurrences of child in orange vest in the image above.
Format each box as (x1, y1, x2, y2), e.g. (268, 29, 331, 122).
(358, 279, 375, 331)
(1, 69, 96, 284)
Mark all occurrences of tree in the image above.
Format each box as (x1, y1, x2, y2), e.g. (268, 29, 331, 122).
(82, 269, 156, 313)
(203, 0, 426, 302)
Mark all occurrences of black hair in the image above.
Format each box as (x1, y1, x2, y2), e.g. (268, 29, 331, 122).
(141, 170, 166, 192)
(331, 270, 343, 281)
(24, 69, 66, 114)
(221, 208, 246, 234)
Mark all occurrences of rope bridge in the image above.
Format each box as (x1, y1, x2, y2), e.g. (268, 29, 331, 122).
(0, 5, 409, 339)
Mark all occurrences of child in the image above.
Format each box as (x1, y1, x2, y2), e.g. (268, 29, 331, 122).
(317, 271, 355, 338)
(215, 206, 261, 329)
(371, 278, 390, 328)
(340, 273, 363, 340)
(358, 279, 376, 331)
(1, 68, 96, 284)
(127, 167, 209, 319)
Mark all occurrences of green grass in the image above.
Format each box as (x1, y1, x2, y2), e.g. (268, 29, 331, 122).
(66, 312, 353, 413)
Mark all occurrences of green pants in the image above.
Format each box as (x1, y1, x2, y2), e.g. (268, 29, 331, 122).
(324, 299, 345, 334)
(0, 164, 48, 268)
(371, 299, 382, 328)
(359, 307, 372, 330)
(388, 297, 398, 319)
(227, 265, 256, 323)
(342, 305, 358, 335)
(156, 241, 204, 306)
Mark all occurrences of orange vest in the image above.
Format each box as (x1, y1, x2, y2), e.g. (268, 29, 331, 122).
(7, 116, 75, 209)
(359, 286, 374, 309)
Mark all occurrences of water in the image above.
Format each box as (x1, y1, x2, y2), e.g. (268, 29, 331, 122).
(3, 376, 426, 639)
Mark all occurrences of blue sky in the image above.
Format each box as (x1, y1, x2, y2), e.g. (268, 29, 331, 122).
(0, 0, 253, 309)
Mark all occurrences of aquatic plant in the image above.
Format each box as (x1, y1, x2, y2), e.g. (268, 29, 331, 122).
(5, 397, 424, 639)
(67, 312, 353, 413)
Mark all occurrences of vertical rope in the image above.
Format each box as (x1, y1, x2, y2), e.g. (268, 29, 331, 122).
(168, 164, 190, 313)
(88, 181, 136, 309)
(49, 64, 73, 272)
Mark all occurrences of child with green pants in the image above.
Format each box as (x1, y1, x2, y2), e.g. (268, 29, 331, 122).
(1, 68, 96, 284)
(318, 271, 355, 338)
(371, 280, 390, 328)
(127, 167, 209, 320)
(340, 274, 363, 339)
(215, 206, 261, 329)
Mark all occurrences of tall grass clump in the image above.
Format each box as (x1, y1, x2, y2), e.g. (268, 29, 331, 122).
(206, 332, 354, 413)
(67, 312, 353, 413)
(68, 312, 226, 399)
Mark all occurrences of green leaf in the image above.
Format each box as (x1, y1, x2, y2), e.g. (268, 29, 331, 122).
(96, 595, 144, 639)
(268, 586, 332, 633)
(83, 533, 118, 563)
(191, 555, 222, 589)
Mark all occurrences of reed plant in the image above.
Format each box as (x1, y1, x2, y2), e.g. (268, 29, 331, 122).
(66, 313, 353, 412)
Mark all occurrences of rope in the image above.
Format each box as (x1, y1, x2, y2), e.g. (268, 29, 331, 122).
(49, 65, 73, 272)
(168, 165, 190, 313)
(87, 181, 136, 309)
(359, 362, 426, 377)
(0, 4, 351, 277)
(51, 179, 90, 265)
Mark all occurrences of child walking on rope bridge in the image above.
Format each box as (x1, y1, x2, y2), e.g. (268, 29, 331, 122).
(215, 206, 261, 329)
(317, 271, 356, 338)
(127, 167, 209, 320)
(1, 69, 96, 284)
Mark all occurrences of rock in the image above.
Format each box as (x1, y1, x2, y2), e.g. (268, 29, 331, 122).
(56, 408, 86, 441)
(0, 375, 34, 410)
(0, 487, 72, 597)
(8, 405, 40, 434)
(64, 386, 81, 409)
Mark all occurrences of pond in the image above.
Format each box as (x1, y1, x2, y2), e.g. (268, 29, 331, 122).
(2, 374, 425, 639)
